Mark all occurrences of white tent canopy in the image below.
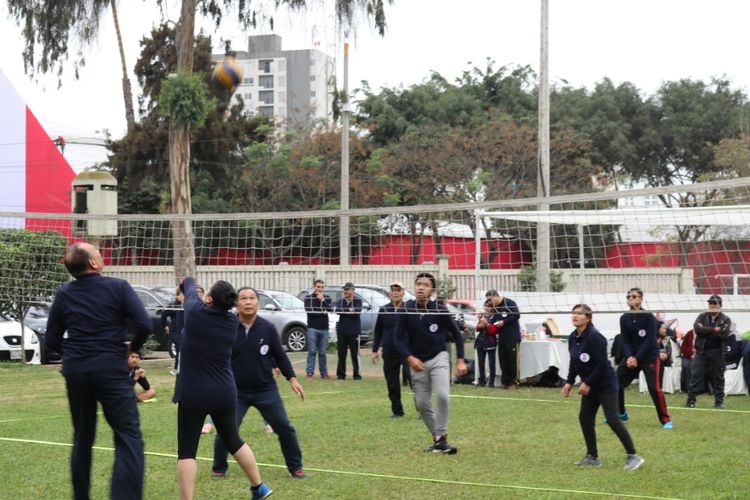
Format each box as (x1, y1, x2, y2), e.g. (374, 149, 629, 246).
(478, 205, 750, 226)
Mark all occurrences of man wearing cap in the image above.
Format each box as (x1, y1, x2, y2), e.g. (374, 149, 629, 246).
(686, 295, 732, 409)
(335, 283, 363, 380)
(485, 289, 521, 389)
(372, 281, 409, 417)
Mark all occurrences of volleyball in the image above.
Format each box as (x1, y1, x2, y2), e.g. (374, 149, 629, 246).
(212, 57, 243, 91)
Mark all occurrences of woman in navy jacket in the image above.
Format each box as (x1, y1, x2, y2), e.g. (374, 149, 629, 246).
(173, 277, 272, 500)
(562, 304, 644, 471)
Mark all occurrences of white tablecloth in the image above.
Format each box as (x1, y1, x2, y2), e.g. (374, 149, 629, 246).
(518, 340, 570, 380)
(639, 364, 748, 395)
(473, 340, 570, 384)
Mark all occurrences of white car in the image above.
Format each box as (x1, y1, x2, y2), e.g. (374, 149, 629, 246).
(0, 316, 41, 364)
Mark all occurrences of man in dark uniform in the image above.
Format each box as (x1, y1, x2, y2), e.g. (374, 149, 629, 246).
(394, 272, 467, 454)
(372, 281, 408, 417)
(304, 279, 332, 379)
(212, 287, 306, 479)
(486, 289, 521, 389)
(46, 242, 151, 500)
(335, 282, 363, 380)
(686, 295, 732, 409)
(615, 287, 672, 428)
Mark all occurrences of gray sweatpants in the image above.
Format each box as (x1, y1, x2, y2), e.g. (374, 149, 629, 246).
(410, 351, 451, 437)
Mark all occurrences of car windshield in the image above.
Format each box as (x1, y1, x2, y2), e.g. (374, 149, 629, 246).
(150, 288, 175, 304)
(26, 304, 50, 318)
(356, 288, 389, 309)
(268, 291, 305, 311)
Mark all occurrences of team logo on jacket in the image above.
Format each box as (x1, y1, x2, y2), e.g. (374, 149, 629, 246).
(260, 345, 269, 355)
(579, 353, 590, 362)
(429, 323, 439, 333)
(502, 312, 508, 317)
(638, 329, 646, 337)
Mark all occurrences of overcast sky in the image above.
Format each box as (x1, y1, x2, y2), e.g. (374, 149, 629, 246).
(1, 0, 749, 171)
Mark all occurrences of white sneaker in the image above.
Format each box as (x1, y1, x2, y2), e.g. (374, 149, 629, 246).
(624, 454, 644, 471)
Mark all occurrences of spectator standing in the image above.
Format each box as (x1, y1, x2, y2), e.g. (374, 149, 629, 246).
(161, 286, 184, 375)
(679, 329, 696, 392)
(486, 289, 521, 389)
(372, 281, 409, 417)
(303, 279, 332, 380)
(45, 242, 151, 500)
(562, 304, 644, 471)
(474, 299, 498, 387)
(686, 295, 732, 409)
(656, 321, 674, 385)
(173, 278, 271, 500)
(615, 288, 672, 429)
(212, 287, 306, 479)
(394, 272, 467, 454)
(335, 283, 363, 380)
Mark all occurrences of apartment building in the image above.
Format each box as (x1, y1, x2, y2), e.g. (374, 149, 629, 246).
(220, 34, 335, 128)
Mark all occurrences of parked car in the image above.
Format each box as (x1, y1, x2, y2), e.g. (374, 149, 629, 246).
(298, 285, 397, 345)
(0, 315, 40, 364)
(257, 290, 312, 352)
(132, 285, 174, 354)
(23, 303, 60, 364)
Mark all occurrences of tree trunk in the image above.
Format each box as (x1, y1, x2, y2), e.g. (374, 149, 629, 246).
(169, 0, 197, 281)
(111, 0, 135, 133)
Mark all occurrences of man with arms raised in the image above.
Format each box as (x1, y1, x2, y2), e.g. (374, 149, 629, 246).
(46, 242, 151, 500)
(395, 272, 467, 454)
(213, 287, 307, 479)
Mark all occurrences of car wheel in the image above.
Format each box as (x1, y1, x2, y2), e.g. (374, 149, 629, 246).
(284, 327, 307, 352)
(169, 341, 177, 359)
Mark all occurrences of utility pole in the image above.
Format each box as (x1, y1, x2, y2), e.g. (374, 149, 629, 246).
(536, 0, 551, 292)
(340, 41, 351, 265)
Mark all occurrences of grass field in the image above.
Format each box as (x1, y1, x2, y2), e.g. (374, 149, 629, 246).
(1, 349, 748, 499)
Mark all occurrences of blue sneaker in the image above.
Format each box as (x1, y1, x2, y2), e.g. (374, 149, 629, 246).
(603, 412, 629, 424)
(663, 421, 673, 429)
(250, 482, 273, 500)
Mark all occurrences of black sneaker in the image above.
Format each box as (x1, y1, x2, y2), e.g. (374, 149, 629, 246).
(685, 400, 696, 408)
(430, 435, 457, 454)
(714, 402, 724, 409)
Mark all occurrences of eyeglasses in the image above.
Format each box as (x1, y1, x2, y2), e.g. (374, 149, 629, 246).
(626, 294, 641, 299)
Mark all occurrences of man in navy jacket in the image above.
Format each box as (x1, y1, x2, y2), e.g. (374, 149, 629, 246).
(395, 272, 467, 454)
(335, 282, 363, 380)
(486, 289, 521, 388)
(46, 242, 151, 500)
(303, 279, 332, 379)
(213, 287, 307, 479)
(372, 281, 409, 417)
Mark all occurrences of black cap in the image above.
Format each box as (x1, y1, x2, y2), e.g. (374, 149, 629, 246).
(708, 294, 722, 305)
(485, 289, 499, 298)
(343, 282, 355, 289)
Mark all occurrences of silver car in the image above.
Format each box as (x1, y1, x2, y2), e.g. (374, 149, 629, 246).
(258, 290, 338, 352)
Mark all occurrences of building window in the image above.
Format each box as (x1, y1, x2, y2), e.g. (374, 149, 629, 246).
(278, 91, 286, 102)
(310, 91, 316, 97)
(244, 93, 252, 100)
(277, 60, 286, 73)
(243, 77, 254, 85)
(259, 106, 274, 117)
(310, 75, 316, 82)
(277, 75, 286, 87)
(259, 90, 274, 105)
(259, 75, 274, 89)
(258, 59, 272, 73)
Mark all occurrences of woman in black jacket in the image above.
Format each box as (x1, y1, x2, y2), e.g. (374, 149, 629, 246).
(562, 304, 644, 471)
